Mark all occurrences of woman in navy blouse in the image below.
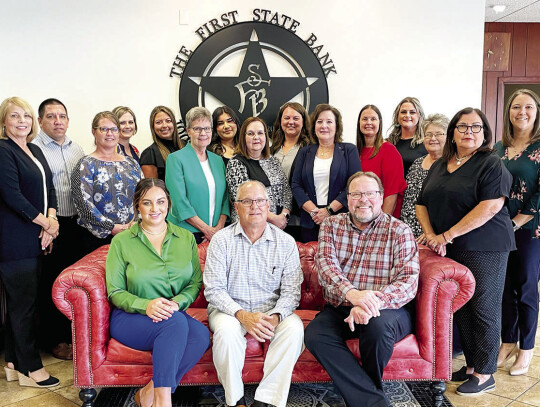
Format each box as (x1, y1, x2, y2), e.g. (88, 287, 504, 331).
(292, 104, 361, 243)
(494, 89, 540, 376)
(0, 97, 60, 388)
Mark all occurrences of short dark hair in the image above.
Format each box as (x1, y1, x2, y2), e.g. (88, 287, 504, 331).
(442, 107, 493, 162)
(346, 171, 384, 195)
(236, 117, 271, 159)
(38, 98, 68, 118)
(309, 104, 343, 143)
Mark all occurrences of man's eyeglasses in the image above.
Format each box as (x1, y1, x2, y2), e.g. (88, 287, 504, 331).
(347, 191, 380, 199)
(236, 198, 269, 207)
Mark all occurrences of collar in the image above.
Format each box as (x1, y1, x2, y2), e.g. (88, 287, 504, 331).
(38, 130, 71, 147)
(128, 221, 179, 239)
(233, 221, 275, 244)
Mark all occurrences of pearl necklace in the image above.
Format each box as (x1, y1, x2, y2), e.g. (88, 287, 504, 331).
(455, 152, 474, 165)
(140, 223, 167, 235)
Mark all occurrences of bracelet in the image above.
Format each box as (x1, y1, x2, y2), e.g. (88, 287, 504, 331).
(326, 205, 336, 216)
(512, 220, 520, 232)
(48, 214, 58, 221)
(442, 232, 453, 244)
(310, 209, 318, 218)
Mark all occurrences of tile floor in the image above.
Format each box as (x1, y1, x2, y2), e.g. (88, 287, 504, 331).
(1, 320, 539, 406)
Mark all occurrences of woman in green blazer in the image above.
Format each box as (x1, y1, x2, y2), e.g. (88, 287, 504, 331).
(165, 107, 229, 243)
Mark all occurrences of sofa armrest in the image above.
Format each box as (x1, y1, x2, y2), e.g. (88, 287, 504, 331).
(52, 245, 111, 387)
(415, 246, 475, 379)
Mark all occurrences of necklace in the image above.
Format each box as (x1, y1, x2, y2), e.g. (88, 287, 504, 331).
(455, 152, 474, 165)
(318, 145, 333, 158)
(140, 223, 167, 235)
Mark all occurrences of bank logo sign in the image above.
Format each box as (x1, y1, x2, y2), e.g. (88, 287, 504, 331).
(171, 12, 335, 128)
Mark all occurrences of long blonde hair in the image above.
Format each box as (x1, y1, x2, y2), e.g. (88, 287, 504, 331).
(387, 97, 425, 147)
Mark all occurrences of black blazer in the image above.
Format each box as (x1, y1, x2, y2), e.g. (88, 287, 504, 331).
(291, 142, 362, 228)
(0, 138, 57, 261)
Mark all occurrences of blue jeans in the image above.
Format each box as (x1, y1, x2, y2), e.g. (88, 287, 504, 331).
(110, 308, 210, 388)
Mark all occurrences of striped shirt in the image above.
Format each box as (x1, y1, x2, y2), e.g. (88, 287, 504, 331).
(203, 222, 303, 319)
(32, 131, 85, 216)
(316, 212, 419, 309)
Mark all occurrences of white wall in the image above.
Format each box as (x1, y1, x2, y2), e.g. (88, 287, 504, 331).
(0, 0, 486, 153)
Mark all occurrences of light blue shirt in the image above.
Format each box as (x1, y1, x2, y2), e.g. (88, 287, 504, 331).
(203, 222, 303, 319)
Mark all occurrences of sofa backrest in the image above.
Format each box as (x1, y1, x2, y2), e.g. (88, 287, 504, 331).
(191, 241, 326, 311)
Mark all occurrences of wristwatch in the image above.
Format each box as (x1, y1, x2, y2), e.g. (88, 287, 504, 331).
(326, 205, 336, 215)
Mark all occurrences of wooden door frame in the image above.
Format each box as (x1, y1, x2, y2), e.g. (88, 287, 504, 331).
(497, 76, 540, 139)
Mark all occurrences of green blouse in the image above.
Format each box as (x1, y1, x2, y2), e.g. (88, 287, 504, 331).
(106, 222, 202, 314)
(494, 140, 540, 239)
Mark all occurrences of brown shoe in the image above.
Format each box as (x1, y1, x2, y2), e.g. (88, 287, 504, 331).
(52, 343, 73, 360)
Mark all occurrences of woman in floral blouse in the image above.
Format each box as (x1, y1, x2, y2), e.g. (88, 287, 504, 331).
(226, 117, 292, 229)
(72, 111, 142, 255)
(494, 89, 540, 376)
(401, 113, 449, 237)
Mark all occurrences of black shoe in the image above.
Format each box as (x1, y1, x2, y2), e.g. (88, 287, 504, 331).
(451, 366, 472, 382)
(456, 375, 495, 396)
(251, 401, 276, 407)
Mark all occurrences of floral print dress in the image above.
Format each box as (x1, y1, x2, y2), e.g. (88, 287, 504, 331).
(72, 156, 142, 238)
(400, 155, 428, 237)
(494, 140, 540, 239)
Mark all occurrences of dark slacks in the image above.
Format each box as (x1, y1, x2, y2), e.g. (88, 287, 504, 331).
(501, 229, 540, 349)
(0, 257, 43, 374)
(38, 216, 86, 350)
(305, 304, 413, 407)
(110, 308, 210, 389)
(448, 249, 509, 374)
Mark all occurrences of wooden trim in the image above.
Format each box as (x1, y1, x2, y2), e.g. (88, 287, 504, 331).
(496, 76, 540, 139)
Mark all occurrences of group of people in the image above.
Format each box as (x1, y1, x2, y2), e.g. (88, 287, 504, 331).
(0, 90, 537, 406)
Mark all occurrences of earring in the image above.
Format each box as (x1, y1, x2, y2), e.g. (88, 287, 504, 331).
(452, 139, 456, 144)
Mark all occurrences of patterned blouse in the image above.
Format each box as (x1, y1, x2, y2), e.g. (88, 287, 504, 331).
(226, 155, 292, 222)
(72, 156, 142, 238)
(401, 155, 429, 238)
(494, 140, 540, 239)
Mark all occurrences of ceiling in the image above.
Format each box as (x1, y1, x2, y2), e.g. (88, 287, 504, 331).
(485, 0, 540, 22)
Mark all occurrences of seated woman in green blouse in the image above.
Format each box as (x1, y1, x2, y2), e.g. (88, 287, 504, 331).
(106, 178, 210, 407)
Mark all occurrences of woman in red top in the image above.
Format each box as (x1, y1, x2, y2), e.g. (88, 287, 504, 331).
(356, 104, 406, 217)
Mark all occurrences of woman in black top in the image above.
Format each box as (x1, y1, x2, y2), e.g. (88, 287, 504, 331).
(387, 97, 427, 175)
(0, 97, 60, 388)
(139, 106, 185, 180)
(416, 107, 515, 396)
(209, 106, 240, 166)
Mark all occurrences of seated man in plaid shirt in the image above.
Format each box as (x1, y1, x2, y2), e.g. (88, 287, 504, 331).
(204, 180, 304, 407)
(305, 171, 420, 407)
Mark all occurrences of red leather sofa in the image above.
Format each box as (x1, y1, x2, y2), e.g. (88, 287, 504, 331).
(53, 242, 475, 407)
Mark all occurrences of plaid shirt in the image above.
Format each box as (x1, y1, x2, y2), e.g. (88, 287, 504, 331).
(204, 222, 303, 318)
(316, 212, 419, 309)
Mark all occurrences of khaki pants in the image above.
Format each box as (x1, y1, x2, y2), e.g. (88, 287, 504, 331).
(208, 309, 304, 407)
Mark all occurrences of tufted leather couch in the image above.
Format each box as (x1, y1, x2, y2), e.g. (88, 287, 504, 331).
(53, 242, 475, 407)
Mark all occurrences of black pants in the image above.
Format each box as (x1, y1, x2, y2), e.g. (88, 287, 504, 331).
(501, 229, 540, 350)
(0, 257, 43, 375)
(38, 216, 86, 350)
(305, 304, 413, 407)
(448, 248, 509, 374)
